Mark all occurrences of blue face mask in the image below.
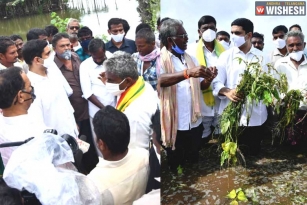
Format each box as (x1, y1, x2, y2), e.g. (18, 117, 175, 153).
(80, 39, 92, 51)
(171, 39, 185, 55)
(58, 50, 72, 60)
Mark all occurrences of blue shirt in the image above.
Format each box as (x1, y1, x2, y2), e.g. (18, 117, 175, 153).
(105, 38, 137, 54)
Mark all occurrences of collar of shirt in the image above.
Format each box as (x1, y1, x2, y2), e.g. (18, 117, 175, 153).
(96, 149, 131, 168)
(0, 63, 6, 69)
(233, 45, 260, 55)
(27, 71, 48, 82)
(1, 114, 30, 125)
(73, 42, 82, 51)
(273, 48, 287, 57)
(281, 55, 307, 67)
(202, 41, 216, 54)
(106, 38, 129, 49)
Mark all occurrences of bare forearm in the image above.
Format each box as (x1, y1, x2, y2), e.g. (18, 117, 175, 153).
(159, 71, 186, 87)
(88, 95, 104, 109)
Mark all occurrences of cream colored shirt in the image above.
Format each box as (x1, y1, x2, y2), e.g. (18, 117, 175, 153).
(269, 48, 287, 66)
(87, 148, 149, 205)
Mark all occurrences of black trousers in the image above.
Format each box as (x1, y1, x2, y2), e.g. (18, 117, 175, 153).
(166, 124, 203, 170)
(78, 118, 99, 174)
(237, 123, 266, 156)
(145, 146, 160, 193)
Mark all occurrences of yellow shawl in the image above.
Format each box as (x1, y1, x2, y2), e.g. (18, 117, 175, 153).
(116, 76, 145, 112)
(196, 39, 225, 106)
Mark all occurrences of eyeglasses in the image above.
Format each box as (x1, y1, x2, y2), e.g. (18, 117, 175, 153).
(21, 85, 36, 101)
(174, 34, 188, 38)
(69, 26, 80, 30)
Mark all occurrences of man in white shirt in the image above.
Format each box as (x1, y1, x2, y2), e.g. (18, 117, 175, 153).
(269, 25, 288, 66)
(88, 106, 149, 205)
(216, 31, 231, 50)
(213, 18, 268, 156)
(159, 19, 217, 171)
(187, 15, 224, 147)
(0, 67, 47, 166)
(102, 51, 158, 150)
(22, 39, 79, 138)
(80, 38, 115, 159)
(0, 36, 23, 71)
(274, 30, 307, 144)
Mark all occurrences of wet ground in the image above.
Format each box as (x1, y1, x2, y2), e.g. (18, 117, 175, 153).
(161, 139, 307, 205)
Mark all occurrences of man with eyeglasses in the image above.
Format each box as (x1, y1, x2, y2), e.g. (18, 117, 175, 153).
(66, 18, 81, 52)
(159, 19, 217, 172)
(105, 18, 137, 54)
(252, 32, 265, 51)
(23, 39, 79, 138)
(0, 67, 47, 166)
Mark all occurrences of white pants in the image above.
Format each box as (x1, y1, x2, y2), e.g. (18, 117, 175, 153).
(202, 114, 220, 138)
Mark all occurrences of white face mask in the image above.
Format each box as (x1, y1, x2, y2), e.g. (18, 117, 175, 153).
(202, 29, 216, 42)
(289, 50, 304, 61)
(273, 38, 286, 49)
(39, 57, 51, 69)
(110, 32, 125, 43)
(219, 40, 230, 50)
(105, 79, 126, 96)
(231, 34, 246, 47)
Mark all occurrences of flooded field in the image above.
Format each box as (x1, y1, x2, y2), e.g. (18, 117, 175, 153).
(161, 140, 307, 205)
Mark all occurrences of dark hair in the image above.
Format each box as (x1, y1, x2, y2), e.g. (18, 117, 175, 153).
(272, 25, 288, 34)
(88, 38, 105, 53)
(216, 31, 230, 38)
(289, 24, 302, 32)
(0, 36, 15, 54)
(198, 15, 216, 29)
(108, 18, 123, 30)
(26, 28, 48, 41)
(77, 26, 93, 38)
(156, 17, 161, 27)
(0, 67, 24, 109)
(252, 32, 264, 41)
(160, 17, 171, 26)
(136, 28, 155, 43)
(22, 39, 48, 65)
(45, 25, 59, 37)
(151, 109, 161, 142)
(51, 32, 69, 48)
(135, 23, 152, 35)
(93, 105, 130, 154)
(121, 19, 130, 34)
(9, 34, 23, 42)
(231, 18, 254, 34)
(0, 178, 22, 205)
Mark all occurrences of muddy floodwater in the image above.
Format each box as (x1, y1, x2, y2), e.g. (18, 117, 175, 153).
(161, 139, 307, 205)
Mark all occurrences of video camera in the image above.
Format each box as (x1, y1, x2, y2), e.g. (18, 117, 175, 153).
(0, 129, 85, 205)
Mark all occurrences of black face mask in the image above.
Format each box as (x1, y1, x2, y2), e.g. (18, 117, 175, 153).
(21, 86, 36, 103)
(94, 57, 106, 66)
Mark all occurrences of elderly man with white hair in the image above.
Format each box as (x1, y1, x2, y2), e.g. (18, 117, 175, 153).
(100, 51, 158, 150)
(274, 30, 307, 145)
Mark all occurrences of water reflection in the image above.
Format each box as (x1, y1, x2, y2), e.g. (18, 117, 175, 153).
(0, 0, 140, 41)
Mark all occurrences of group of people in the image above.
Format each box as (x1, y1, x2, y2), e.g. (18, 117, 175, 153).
(0, 13, 306, 204)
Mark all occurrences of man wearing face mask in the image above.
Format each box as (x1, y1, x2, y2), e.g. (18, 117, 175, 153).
(77, 26, 93, 61)
(0, 67, 47, 166)
(213, 18, 268, 156)
(52, 33, 91, 141)
(159, 19, 217, 172)
(270, 25, 288, 66)
(80, 38, 115, 162)
(100, 51, 157, 150)
(216, 31, 231, 50)
(105, 18, 137, 55)
(23, 39, 79, 138)
(187, 15, 225, 147)
(274, 31, 307, 144)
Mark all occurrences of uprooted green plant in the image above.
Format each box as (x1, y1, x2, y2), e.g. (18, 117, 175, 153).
(220, 57, 303, 167)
